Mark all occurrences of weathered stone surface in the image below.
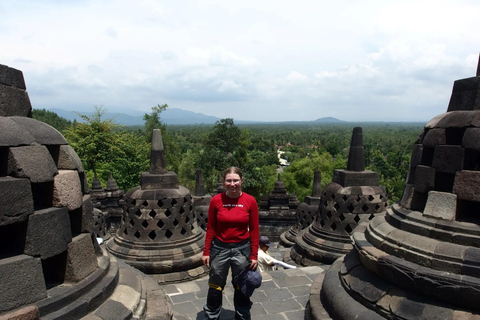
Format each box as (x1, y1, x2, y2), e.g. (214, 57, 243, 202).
(347, 127, 365, 171)
(0, 64, 26, 89)
(0, 176, 34, 226)
(64, 234, 97, 283)
(57, 145, 84, 172)
(149, 129, 168, 174)
(414, 165, 435, 194)
(10, 116, 67, 145)
(447, 77, 480, 112)
(24, 207, 72, 259)
(332, 170, 379, 187)
(422, 128, 446, 148)
(436, 111, 473, 128)
(462, 128, 480, 151)
(194, 169, 206, 196)
(0, 85, 31, 117)
(8, 145, 58, 183)
(81, 194, 94, 233)
(0, 255, 46, 313)
(0, 305, 40, 320)
(141, 172, 179, 189)
(399, 184, 414, 209)
(52, 170, 83, 211)
(423, 191, 457, 220)
(0, 117, 35, 147)
(453, 170, 480, 202)
(431, 145, 464, 174)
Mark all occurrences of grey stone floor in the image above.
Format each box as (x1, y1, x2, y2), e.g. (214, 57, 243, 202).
(160, 245, 326, 320)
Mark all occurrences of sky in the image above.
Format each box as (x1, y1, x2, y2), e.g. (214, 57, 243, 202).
(1, 0, 479, 123)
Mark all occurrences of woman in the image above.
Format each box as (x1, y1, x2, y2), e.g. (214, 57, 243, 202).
(202, 167, 259, 320)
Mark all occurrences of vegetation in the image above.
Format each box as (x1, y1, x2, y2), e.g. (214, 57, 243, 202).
(32, 106, 424, 204)
(62, 106, 150, 190)
(32, 108, 73, 132)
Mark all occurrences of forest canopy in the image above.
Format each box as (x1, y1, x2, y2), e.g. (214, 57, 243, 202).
(32, 106, 423, 204)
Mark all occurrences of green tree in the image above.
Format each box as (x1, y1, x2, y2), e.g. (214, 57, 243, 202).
(63, 106, 150, 190)
(32, 108, 72, 132)
(282, 151, 345, 202)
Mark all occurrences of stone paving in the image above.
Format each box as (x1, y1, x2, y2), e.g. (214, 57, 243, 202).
(160, 245, 327, 320)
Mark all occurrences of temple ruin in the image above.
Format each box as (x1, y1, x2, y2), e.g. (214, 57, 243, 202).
(0, 64, 172, 320)
(307, 57, 480, 320)
(291, 127, 389, 265)
(106, 129, 208, 283)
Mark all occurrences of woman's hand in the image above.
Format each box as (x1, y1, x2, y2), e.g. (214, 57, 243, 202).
(202, 255, 210, 267)
(249, 259, 258, 270)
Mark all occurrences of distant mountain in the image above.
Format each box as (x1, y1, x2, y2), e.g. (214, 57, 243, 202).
(43, 108, 347, 126)
(47, 108, 223, 126)
(313, 117, 346, 123)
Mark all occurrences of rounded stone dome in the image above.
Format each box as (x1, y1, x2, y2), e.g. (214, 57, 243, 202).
(0, 65, 100, 317)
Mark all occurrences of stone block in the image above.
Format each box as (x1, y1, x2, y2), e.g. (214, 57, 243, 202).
(423, 191, 457, 220)
(0, 255, 46, 313)
(425, 113, 447, 129)
(0, 64, 26, 89)
(436, 111, 472, 128)
(332, 170, 379, 187)
(453, 170, 480, 202)
(64, 233, 97, 282)
(399, 184, 414, 209)
(414, 165, 435, 193)
(462, 128, 480, 151)
(0, 305, 40, 320)
(447, 77, 480, 111)
(422, 128, 446, 148)
(81, 194, 94, 233)
(0, 117, 35, 147)
(0, 85, 31, 117)
(57, 145, 84, 172)
(8, 145, 58, 183)
(10, 117, 67, 145)
(431, 145, 464, 174)
(53, 170, 83, 211)
(0, 176, 34, 226)
(24, 207, 72, 259)
(141, 172, 179, 189)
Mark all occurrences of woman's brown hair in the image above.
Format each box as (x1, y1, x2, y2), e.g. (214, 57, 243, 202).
(223, 166, 243, 180)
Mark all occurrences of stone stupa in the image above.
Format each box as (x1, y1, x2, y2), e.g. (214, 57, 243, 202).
(308, 57, 480, 320)
(0, 64, 171, 320)
(279, 170, 322, 247)
(291, 127, 389, 265)
(90, 172, 125, 234)
(107, 129, 208, 283)
(259, 174, 299, 242)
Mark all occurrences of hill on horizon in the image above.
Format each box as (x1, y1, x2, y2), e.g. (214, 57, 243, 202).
(43, 108, 347, 126)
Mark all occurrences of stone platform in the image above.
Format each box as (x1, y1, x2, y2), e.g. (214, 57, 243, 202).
(161, 244, 327, 320)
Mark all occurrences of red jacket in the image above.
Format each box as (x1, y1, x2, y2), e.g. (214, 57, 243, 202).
(203, 192, 259, 260)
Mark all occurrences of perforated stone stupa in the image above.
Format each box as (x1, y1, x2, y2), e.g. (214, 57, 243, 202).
(308, 58, 480, 320)
(291, 127, 388, 265)
(107, 129, 208, 283)
(90, 172, 125, 234)
(259, 174, 300, 241)
(0, 64, 171, 320)
(279, 170, 322, 247)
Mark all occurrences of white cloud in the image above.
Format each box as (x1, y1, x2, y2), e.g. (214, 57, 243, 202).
(0, 0, 479, 122)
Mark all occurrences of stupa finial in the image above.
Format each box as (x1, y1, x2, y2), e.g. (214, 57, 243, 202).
(346, 127, 365, 171)
(149, 129, 168, 174)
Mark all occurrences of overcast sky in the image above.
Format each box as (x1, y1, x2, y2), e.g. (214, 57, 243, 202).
(1, 0, 479, 122)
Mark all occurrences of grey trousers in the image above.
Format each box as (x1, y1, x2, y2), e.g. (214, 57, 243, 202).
(203, 238, 252, 320)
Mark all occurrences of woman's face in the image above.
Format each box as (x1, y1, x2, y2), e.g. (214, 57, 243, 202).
(224, 173, 243, 195)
